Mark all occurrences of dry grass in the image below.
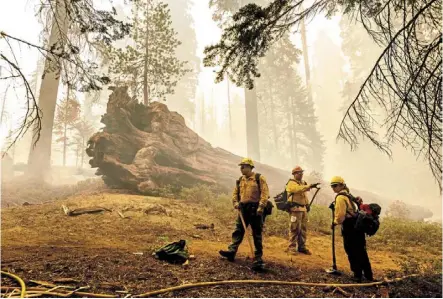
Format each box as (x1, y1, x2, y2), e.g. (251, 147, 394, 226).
(1, 182, 441, 279)
(178, 186, 442, 258)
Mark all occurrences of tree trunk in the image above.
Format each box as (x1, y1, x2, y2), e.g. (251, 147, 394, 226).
(75, 143, 79, 167)
(86, 87, 293, 195)
(200, 93, 205, 136)
(81, 136, 85, 168)
(226, 75, 233, 144)
(300, 17, 312, 103)
(63, 124, 67, 166)
(290, 95, 298, 164)
(285, 95, 296, 165)
(238, 0, 260, 161)
(27, 0, 68, 180)
(142, 0, 150, 106)
(62, 87, 70, 166)
(132, 0, 141, 97)
(268, 82, 278, 149)
(245, 88, 260, 161)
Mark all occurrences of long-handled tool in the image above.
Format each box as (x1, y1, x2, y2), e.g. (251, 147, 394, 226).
(326, 203, 341, 275)
(238, 210, 255, 259)
(307, 187, 321, 212)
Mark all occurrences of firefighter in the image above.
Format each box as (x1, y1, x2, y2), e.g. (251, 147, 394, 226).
(286, 166, 319, 254)
(330, 176, 374, 282)
(219, 158, 270, 270)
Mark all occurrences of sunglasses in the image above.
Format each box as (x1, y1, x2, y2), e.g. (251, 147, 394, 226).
(292, 172, 303, 175)
(240, 165, 249, 169)
(330, 184, 340, 188)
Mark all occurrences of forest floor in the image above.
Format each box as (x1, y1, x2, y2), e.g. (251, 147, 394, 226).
(1, 192, 442, 298)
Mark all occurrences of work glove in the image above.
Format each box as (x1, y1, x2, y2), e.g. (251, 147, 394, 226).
(310, 183, 320, 189)
(256, 206, 264, 216)
(331, 223, 337, 230)
(306, 205, 311, 213)
(233, 202, 240, 209)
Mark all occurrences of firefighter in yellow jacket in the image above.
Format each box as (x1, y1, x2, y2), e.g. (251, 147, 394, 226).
(219, 158, 270, 270)
(331, 176, 373, 282)
(286, 166, 319, 254)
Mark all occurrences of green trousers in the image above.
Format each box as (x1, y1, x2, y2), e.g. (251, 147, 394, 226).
(227, 203, 263, 258)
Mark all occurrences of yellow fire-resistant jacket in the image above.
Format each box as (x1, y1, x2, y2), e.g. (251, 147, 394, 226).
(333, 190, 358, 225)
(232, 172, 270, 209)
(286, 180, 310, 212)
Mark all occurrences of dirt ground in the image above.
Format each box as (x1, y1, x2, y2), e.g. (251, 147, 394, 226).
(1, 193, 442, 297)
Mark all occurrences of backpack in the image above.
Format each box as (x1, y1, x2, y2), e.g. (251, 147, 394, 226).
(336, 193, 381, 236)
(274, 179, 309, 212)
(153, 240, 189, 264)
(355, 203, 381, 236)
(273, 179, 294, 212)
(236, 173, 273, 217)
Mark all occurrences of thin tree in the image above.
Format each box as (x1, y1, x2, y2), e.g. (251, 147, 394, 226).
(53, 89, 81, 166)
(73, 119, 94, 168)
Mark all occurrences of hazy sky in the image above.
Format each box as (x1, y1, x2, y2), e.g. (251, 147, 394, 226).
(0, 0, 441, 218)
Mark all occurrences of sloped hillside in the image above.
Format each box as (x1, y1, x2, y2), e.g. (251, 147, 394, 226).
(1, 191, 441, 297)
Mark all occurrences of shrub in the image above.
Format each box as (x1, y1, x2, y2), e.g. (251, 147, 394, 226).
(179, 184, 233, 224)
(369, 217, 442, 254)
(394, 255, 443, 275)
(177, 185, 442, 256)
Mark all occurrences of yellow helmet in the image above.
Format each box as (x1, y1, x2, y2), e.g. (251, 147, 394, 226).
(330, 176, 345, 185)
(238, 157, 254, 167)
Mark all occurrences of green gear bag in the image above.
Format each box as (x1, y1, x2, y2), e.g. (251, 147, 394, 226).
(154, 240, 189, 264)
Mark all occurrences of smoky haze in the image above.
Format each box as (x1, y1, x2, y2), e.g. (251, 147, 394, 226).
(1, 0, 441, 221)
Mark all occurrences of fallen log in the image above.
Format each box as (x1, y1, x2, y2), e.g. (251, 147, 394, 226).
(61, 205, 112, 216)
(194, 223, 215, 230)
(85, 87, 297, 196)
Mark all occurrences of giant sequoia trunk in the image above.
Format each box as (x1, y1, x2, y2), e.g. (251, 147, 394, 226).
(86, 87, 291, 195)
(27, 0, 68, 180)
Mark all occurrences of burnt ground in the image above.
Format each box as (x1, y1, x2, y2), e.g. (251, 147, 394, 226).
(1, 193, 442, 298)
(2, 246, 441, 298)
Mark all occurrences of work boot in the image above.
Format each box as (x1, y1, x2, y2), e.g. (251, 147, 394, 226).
(219, 250, 235, 262)
(298, 248, 312, 255)
(352, 274, 362, 283)
(252, 257, 264, 271)
(364, 270, 374, 281)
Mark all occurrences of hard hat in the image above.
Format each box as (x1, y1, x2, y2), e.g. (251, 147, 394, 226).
(330, 176, 345, 185)
(238, 157, 254, 167)
(292, 166, 304, 174)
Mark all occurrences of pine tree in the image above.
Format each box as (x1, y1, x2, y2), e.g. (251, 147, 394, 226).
(53, 89, 81, 166)
(109, 1, 189, 105)
(73, 119, 94, 168)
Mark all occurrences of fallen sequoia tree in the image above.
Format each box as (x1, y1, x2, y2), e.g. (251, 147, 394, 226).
(83, 87, 435, 221)
(86, 86, 292, 196)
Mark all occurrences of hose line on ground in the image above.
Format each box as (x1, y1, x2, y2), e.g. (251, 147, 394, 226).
(1, 270, 26, 298)
(0, 270, 420, 298)
(134, 274, 419, 297)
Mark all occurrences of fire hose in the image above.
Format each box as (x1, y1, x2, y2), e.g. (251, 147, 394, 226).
(1, 270, 419, 298)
